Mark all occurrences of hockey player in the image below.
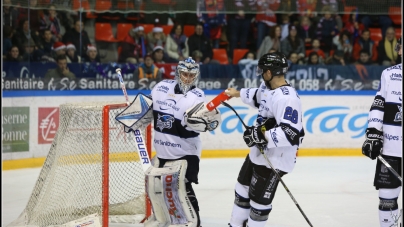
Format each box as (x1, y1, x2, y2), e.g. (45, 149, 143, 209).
(362, 37, 402, 227)
(148, 57, 221, 227)
(225, 51, 305, 227)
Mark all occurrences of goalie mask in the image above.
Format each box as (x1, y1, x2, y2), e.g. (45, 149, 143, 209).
(175, 57, 200, 94)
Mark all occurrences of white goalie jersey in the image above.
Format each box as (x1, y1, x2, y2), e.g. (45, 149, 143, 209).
(240, 81, 305, 173)
(367, 63, 402, 158)
(151, 79, 206, 159)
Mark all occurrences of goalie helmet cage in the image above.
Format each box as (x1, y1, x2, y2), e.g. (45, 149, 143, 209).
(7, 102, 152, 227)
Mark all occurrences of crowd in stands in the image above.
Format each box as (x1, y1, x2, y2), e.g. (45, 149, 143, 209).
(2, 0, 402, 78)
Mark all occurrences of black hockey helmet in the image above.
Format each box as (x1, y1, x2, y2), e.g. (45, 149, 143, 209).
(257, 51, 289, 76)
(395, 36, 401, 53)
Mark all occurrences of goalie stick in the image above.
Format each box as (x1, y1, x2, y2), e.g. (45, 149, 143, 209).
(221, 101, 314, 227)
(377, 155, 402, 183)
(116, 68, 151, 172)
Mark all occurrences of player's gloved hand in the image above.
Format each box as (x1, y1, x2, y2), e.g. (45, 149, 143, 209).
(362, 128, 383, 160)
(260, 118, 277, 130)
(243, 126, 268, 148)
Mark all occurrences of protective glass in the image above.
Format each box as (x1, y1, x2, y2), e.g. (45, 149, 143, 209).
(256, 66, 264, 76)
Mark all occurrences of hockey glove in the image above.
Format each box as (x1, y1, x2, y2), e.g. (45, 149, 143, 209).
(362, 128, 383, 160)
(243, 126, 268, 148)
(260, 117, 277, 130)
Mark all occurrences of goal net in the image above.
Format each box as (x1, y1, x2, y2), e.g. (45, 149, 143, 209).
(7, 102, 152, 227)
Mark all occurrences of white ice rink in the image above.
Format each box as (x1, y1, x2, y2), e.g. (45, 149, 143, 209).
(2, 157, 403, 227)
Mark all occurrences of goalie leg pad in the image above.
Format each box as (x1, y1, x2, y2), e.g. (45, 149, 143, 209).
(248, 165, 286, 205)
(144, 160, 198, 227)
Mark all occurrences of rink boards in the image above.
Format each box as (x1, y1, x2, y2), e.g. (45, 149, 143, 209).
(2, 90, 375, 169)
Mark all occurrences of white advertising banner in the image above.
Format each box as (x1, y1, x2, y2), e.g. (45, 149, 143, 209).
(2, 94, 374, 161)
(201, 95, 374, 150)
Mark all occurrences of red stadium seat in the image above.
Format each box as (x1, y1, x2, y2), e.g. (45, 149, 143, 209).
(389, 7, 401, 25)
(117, 23, 133, 41)
(95, 23, 119, 42)
(95, 0, 111, 11)
(142, 24, 154, 34)
(183, 25, 195, 37)
(213, 48, 229, 64)
(369, 28, 383, 43)
(161, 25, 174, 35)
(233, 49, 249, 65)
(73, 0, 90, 11)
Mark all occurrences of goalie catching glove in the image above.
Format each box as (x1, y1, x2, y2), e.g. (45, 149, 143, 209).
(184, 102, 221, 132)
(362, 128, 383, 160)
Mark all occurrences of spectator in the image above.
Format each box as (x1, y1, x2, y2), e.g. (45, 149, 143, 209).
(316, 6, 338, 54)
(197, 0, 226, 49)
(119, 25, 147, 64)
(151, 46, 169, 64)
(288, 52, 304, 65)
(52, 41, 66, 59)
(355, 50, 374, 65)
(187, 22, 214, 65)
(257, 25, 281, 59)
(238, 50, 257, 65)
(315, 1, 343, 29)
(280, 14, 291, 41)
(62, 19, 91, 57)
(13, 18, 42, 53)
(255, 0, 279, 50)
(296, 0, 317, 18)
(39, 4, 62, 42)
(45, 54, 76, 80)
(22, 38, 44, 62)
(4, 45, 23, 62)
(332, 31, 353, 63)
(306, 39, 325, 60)
(66, 42, 81, 63)
(39, 29, 55, 56)
(281, 25, 305, 60)
(226, 0, 256, 58)
(326, 50, 345, 65)
(3, 0, 19, 28)
(18, 0, 42, 31)
(133, 54, 162, 81)
(165, 24, 189, 62)
(191, 50, 204, 64)
(296, 16, 316, 47)
(3, 25, 14, 57)
(146, 26, 166, 53)
(83, 44, 100, 63)
(343, 9, 364, 43)
(352, 29, 377, 62)
(307, 52, 322, 65)
(360, 15, 392, 38)
(377, 27, 399, 66)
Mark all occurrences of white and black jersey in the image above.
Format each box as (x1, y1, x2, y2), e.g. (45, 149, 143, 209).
(240, 81, 304, 173)
(151, 79, 206, 159)
(367, 63, 402, 158)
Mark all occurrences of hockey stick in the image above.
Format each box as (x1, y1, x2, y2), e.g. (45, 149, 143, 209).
(116, 68, 151, 172)
(377, 155, 402, 183)
(221, 101, 314, 227)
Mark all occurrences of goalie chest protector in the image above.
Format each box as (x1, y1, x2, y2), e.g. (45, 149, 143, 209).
(151, 80, 206, 159)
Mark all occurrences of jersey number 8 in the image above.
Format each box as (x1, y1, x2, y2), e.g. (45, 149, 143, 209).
(283, 106, 298, 124)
